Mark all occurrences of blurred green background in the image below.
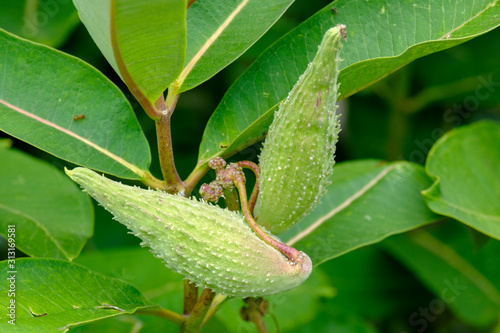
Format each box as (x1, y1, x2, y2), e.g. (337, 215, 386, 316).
(1, 0, 499, 332)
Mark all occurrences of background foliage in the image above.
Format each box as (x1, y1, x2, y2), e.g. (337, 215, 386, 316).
(0, 0, 499, 332)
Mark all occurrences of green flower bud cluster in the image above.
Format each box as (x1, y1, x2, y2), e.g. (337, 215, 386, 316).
(254, 25, 345, 234)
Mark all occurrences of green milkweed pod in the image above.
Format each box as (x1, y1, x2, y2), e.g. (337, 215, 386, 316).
(66, 167, 312, 297)
(254, 25, 345, 234)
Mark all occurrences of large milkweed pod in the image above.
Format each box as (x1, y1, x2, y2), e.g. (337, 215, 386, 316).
(66, 167, 312, 297)
(254, 25, 345, 234)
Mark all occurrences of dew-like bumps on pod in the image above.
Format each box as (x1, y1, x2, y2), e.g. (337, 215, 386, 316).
(254, 25, 345, 234)
(66, 167, 312, 297)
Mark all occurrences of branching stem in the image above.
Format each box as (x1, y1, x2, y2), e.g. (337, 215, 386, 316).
(202, 294, 228, 326)
(181, 288, 216, 333)
(184, 163, 211, 196)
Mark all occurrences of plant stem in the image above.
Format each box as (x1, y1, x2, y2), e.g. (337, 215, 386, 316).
(184, 163, 211, 196)
(247, 298, 268, 333)
(223, 188, 240, 211)
(134, 306, 184, 326)
(183, 280, 199, 315)
(141, 171, 168, 190)
(233, 175, 301, 262)
(181, 288, 216, 333)
(155, 94, 185, 194)
(201, 294, 228, 326)
(235, 161, 260, 213)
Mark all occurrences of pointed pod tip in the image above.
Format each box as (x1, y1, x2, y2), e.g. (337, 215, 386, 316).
(296, 251, 313, 280)
(336, 24, 347, 40)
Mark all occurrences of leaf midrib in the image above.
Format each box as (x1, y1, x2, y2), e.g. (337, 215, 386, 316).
(0, 99, 147, 178)
(410, 231, 500, 308)
(175, 0, 250, 90)
(287, 164, 397, 246)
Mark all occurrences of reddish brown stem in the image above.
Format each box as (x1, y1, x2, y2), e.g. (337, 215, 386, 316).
(156, 95, 185, 194)
(233, 175, 300, 262)
(183, 280, 198, 315)
(181, 289, 216, 332)
(236, 161, 260, 213)
(247, 298, 268, 333)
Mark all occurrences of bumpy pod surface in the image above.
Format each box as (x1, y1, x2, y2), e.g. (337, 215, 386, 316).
(254, 26, 344, 234)
(66, 167, 312, 297)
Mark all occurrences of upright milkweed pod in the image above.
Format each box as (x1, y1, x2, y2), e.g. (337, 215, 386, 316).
(254, 25, 345, 234)
(66, 167, 312, 297)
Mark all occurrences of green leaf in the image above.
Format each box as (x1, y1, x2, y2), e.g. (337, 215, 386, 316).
(175, 0, 293, 93)
(198, 0, 500, 166)
(75, 247, 184, 309)
(384, 226, 500, 327)
(72, 247, 184, 333)
(0, 146, 93, 260)
(67, 315, 179, 333)
(73, 0, 186, 104)
(213, 268, 335, 332)
(0, 29, 151, 180)
(423, 120, 500, 239)
(281, 160, 441, 265)
(0, 258, 156, 332)
(0, 0, 80, 47)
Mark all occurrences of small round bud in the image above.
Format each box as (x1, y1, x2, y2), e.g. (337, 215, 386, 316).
(199, 182, 223, 202)
(208, 157, 227, 170)
(216, 169, 235, 189)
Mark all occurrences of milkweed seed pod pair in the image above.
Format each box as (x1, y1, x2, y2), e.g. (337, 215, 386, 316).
(66, 25, 344, 297)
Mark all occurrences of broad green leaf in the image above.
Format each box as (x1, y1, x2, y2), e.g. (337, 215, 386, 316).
(73, 247, 184, 333)
(0, 258, 156, 332)
(281, 160, 441, 265)
(68, 315, 179, 333)
(0, 0, 80, 47)
(0, 146, 93, 260)
(0, 29, 151, 180)
(75, 247, 184, 310)
(175, 0, 293, 93)
(73, 0, 186, 104)
(423, 120, 500, 239)
(198, 0, 500, 167)
(213, 268, 335, 332)
(384, 226, 500, 327)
